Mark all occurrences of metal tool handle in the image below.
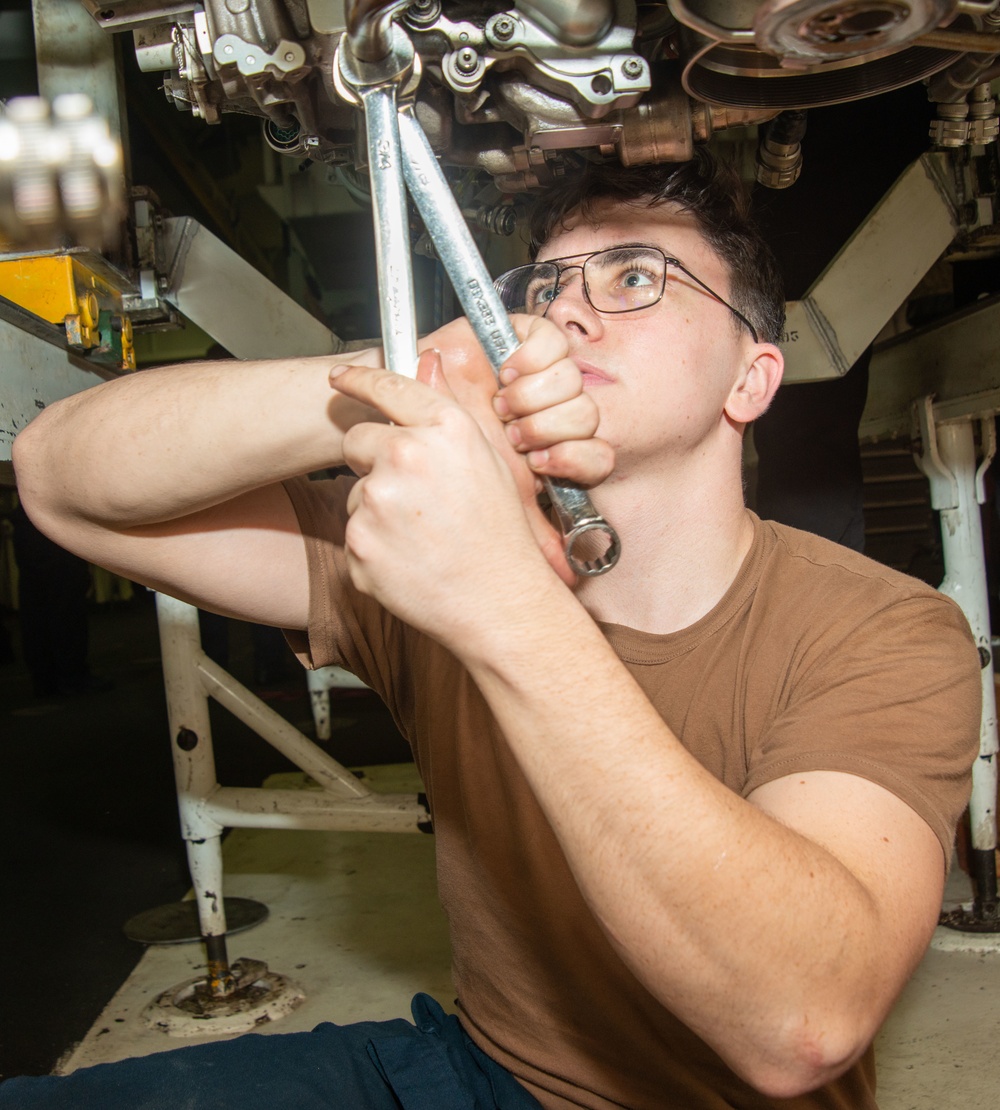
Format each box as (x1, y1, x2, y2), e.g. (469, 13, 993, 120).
(337, 30, 420, 379)
(359, 82, 419, 378)
(396, 108, 621, 576)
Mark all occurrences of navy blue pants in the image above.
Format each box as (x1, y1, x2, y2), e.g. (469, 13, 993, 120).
(0, 995, 543, 1110)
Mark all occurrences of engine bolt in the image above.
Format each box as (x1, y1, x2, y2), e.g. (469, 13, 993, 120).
(622, 57, 644, 80)
(405, 0, 441, 27)
(493, 16, 516, 42)
(455, 47, 479, 75)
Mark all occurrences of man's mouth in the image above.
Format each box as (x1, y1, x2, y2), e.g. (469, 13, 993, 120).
(574, 358, 614, 387)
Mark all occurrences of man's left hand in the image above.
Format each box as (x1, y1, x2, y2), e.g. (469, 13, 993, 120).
(330, 345, 604, 637)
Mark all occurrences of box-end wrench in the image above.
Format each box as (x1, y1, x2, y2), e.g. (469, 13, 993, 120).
(395, 109, 620, 575)
(335, 25, 621, 576)
(335, 27, 422, 380)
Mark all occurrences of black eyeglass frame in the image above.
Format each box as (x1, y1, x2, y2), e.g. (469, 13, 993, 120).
(494, 245, 760, 344)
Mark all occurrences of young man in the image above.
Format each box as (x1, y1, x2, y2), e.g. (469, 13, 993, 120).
(7, 156, 979, 1109)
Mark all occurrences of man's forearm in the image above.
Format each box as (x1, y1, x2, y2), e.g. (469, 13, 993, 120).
(13, 352, 384, 530)
(13, 350, 379, 530)
(456, 578, 924, 1097)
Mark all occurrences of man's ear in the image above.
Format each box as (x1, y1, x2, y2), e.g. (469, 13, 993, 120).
(724, 343, 784, 425)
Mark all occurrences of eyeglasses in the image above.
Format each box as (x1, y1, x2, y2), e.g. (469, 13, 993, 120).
(493, 244, 759, 343)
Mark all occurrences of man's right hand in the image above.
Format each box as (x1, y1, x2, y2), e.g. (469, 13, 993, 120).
(416, 314, 613, 493)
(408, 317, 614, 584)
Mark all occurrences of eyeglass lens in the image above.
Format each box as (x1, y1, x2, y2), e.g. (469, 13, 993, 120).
(495, 247, 667, 316)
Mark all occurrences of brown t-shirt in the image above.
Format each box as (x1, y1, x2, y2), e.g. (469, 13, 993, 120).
(283, 475, 979, 1110)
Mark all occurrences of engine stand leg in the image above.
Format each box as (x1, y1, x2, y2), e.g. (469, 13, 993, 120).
(914, 406, 999, 931)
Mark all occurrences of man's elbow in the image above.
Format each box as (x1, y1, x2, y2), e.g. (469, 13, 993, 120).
(12, 419, 48, 515)
(736, 1015, 872, 1100)
(12, 413, 81, 541)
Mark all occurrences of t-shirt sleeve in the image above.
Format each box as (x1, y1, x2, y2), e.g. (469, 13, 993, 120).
(280, 474, 406, 703)
(742, 584, 981, 865)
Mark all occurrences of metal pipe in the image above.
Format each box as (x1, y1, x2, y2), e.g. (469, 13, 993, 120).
(926, 7, 1000, 101)
(956, 1, 1000, 15)
(155, 593, 232, 974)
(196, 654, 373, 799)
(201, 786, 430, 832)
(203, 910, 235, 996)
(928, 56, 1000, 101)
(156, 594, 222, 834)
(917, 28, 1000, 51)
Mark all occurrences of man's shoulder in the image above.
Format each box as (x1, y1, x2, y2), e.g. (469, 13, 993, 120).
(757, 516, 944, 603)
(751, 515, 972, 649)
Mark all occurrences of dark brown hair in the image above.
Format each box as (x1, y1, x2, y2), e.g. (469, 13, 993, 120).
(527, 151, 786, 344)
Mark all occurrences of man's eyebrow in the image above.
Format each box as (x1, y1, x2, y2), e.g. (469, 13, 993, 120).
(601, 243, 679, 262)
(544, 242, 684, 264)
(590, 242, 660, 257)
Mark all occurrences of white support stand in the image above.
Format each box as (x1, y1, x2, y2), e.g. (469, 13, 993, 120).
(153, 592, 430, 1028)
(913, 400, 1000, 930)
(307, 665, 370, 741)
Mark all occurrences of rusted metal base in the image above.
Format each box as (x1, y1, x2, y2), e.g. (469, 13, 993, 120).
(940, 903, 1000, 934)
(143, 957, 305, 1036)
(941, 847, 1000, 933)
(124, 898, 268, 945)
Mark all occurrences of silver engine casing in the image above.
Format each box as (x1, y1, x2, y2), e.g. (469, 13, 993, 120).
(79, 0, 997, 189)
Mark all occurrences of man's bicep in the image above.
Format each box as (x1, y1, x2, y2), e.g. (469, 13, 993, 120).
(749, 770, 944, 983)
(70, 482, 312, 630)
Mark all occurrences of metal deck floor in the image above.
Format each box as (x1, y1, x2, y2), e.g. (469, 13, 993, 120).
(60, 767, 451, 1070)
(57, 769, 1000, 1109)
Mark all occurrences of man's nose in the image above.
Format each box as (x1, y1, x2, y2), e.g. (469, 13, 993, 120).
(544, 272, 601, 335)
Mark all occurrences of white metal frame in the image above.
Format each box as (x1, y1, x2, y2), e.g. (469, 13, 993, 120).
(912, 402, 999, 911)
(863, 297, 1000, 921)
(307, 664, 370, 741)
(155, 592, 429, 947)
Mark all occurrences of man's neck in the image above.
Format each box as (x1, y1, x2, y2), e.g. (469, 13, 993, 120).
(574, 452, 754, 635)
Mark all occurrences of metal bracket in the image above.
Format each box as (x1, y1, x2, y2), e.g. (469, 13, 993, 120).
(782, 152, 967, 383)
(912, 395, 960, 510)
(213, 35, 306, 77)
(975, 416, 997, 506)
(155, 216, 341, 359)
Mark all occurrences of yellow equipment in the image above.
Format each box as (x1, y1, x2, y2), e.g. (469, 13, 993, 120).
(0, 250, 135, 371)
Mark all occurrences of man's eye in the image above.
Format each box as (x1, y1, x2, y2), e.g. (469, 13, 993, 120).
(620, 269, 655, 288)
(530, 284, 559, 304)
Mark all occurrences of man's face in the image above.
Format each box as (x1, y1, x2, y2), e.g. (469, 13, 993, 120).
(536, 200, 754, 472)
